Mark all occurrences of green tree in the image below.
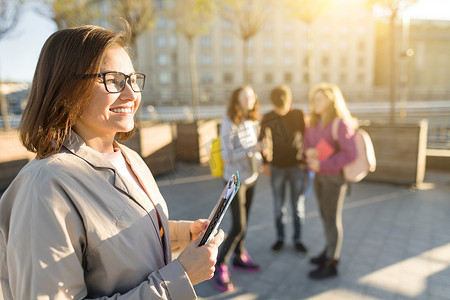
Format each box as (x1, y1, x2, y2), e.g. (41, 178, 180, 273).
(0, 0, 25, 130)
(216, 0, 272, 84)
(168, 0, 216, 120)
(283, 0, 331, 94)
(367, 0, 417, 123)
(107, 0, 157, 122)
(39, 0, 102, 29)
(108, 0, 157, 55)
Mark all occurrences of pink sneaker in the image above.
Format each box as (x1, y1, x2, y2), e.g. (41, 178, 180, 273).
(232, 251, 261, 272)
(211, 264, 234, 292)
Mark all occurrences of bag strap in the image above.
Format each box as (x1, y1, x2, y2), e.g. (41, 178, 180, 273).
(331, 118, 340, 141)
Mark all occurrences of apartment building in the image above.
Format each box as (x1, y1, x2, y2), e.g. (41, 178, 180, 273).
(137, 1, 375, 107)
(374, 18, 450, 100)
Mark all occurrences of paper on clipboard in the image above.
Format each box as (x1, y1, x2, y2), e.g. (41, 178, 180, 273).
(198, 172, 240, 246)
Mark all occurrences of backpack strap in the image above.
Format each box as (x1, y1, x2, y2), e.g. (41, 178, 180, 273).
(331, 118, 340, 141)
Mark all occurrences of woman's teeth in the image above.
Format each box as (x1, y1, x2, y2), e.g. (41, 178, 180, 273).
(110, 107, 132, 113)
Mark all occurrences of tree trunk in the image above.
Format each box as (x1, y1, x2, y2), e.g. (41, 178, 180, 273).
(243, 38, 250, 84)
(188, 38, 199, 121)
(389, 11, 397, 124)
(306, 23, 314, 96)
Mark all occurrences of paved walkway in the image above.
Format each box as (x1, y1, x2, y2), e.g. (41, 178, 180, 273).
(157, 163, 450, 300)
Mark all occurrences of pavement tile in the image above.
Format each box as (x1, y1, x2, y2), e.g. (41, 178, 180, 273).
(156, 164, 450, 300)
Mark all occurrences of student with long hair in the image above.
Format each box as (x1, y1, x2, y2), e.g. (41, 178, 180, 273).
(303, 83, 357, 279)
(212, 85, 262, 292)
(0, 25, 223, 299)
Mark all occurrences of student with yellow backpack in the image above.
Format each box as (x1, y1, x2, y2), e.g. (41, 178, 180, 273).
(210, 85, 263, 292)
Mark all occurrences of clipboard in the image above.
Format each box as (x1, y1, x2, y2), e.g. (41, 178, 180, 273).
(198, 172, 240, 246)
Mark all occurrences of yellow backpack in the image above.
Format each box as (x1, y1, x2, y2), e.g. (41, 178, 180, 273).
(209, 137, 224, 178)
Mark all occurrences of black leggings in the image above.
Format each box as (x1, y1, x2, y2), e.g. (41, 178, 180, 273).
(216, 180, 256, 265)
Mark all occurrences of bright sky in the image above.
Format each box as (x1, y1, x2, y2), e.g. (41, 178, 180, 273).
(0, 0, 449, 83)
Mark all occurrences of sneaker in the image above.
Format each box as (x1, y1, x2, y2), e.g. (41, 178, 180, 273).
(294, 242, 308, 256)
(211, 264, 234, 292)
(232, 251, 261, 272)
(310, 249, 327, 265)
(271, 240, 284, 252)
(308, 260, 338, 280)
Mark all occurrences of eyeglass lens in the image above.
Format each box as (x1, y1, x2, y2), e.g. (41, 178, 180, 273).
(104, 72, 145, 93)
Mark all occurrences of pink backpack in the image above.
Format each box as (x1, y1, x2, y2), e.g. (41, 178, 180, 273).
(332, 118, 376, 182)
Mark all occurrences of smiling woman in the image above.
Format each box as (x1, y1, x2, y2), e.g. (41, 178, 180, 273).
(0, 24, 224, 299)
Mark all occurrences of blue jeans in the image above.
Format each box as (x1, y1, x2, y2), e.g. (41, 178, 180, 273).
(271, 166, 307, 243)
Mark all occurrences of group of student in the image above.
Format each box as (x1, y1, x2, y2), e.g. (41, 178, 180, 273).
(0, 24, 357, 299)
(212, 83, 357, 292)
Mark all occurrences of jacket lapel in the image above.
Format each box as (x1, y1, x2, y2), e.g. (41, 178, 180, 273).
(63, 132, 171, 262)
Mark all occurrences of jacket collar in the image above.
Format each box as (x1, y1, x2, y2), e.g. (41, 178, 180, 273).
(62, 132, 158, 221)
(62, 131, 169, 260)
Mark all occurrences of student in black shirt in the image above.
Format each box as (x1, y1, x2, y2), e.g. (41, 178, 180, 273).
(259, 85, 308, 256)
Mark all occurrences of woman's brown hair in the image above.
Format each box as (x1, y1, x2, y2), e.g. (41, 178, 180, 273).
(20, 24, 134, 158)
(226, 85, 260, 125)
(308, 82, 356, 129)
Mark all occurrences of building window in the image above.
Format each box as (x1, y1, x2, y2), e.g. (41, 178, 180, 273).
(171, 53, 177, 65)
(284, 57, 293, 65)
(322, 56, 329, 67)
(283, 40, 293, 50)
(201, 72, 213, 84)
(263, 22, 273, 32)
(284, 72, 293, 83)
(157, 54, 170, 66)
(284, 22, 294, 32)
(158, 72, 171, 84)
(339, 73, 347, 83)
(223, 55, 233, 65)
(339, 41, 348, 51)
(322, 73, 329, 82)
(264, 39, 273, 49)
(201, 54, 212, 65)
(223, 36, 233, 48)
(172, 72, 178, 85)
(358, 57, 365, 68)
(223, 73, 233, 84)
(358, 40, 365, 51)
(357, 73, 365, 83)
(200, 35, 211, 48)
(303, 73, 309, 82)
(155, 0, 164, 9)
(222, 20, 232, 30)
(264, 56, 273, 65)
(264, 73, 273, 84)
(157, 36, 167, 48)
(341, 56, 348, 67)
(169, 36, 177, 48)
(156, 17, 167, 29)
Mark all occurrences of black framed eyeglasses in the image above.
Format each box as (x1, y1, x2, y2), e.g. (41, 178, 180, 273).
(97, 72, 146, 93)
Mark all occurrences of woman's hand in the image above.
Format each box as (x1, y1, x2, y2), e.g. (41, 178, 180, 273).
(305, 147, 318, 160)
(307, 158, 320, 173)
(177, 230, 225, 285)
(189, 219, 209, 241)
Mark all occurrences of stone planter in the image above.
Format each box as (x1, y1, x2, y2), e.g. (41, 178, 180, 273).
(364, 119, 428, 187)
(0, 130, 34, 190)
(124, 123, 176, 176)
(175, 119, 218, 164)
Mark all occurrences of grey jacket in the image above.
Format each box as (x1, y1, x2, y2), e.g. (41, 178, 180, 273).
(220, 116, 260, 184)
(0, 133, 196, 299)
